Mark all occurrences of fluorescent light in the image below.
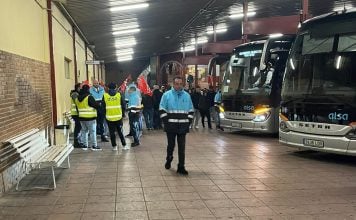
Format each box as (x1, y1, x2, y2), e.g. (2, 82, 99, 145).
(109, 0, 147, 6)
(207, 28, 227, 34)
(112, 28, 140, 36)
(180, 46, 195, 52)
(229, 11, 256, 19)
(207, 25, 227, 35)
(112, 23, 139, 31)
(116, 48, 134, 54)
(269, 33, 284, 38)
(115, 39, 137, 48)
(117, 55, 133, 62)
(191, 37, 208, 44)
(116, 49, 134, 56)
(110, 3, 149, 12)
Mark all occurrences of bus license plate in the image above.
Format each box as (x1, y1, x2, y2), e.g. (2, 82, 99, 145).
(304, 139, 324, 148)
(232, 122, 242, 128)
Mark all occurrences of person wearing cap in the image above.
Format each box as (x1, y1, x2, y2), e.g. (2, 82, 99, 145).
(90, 79, 109, 142)
(75, 84, 101, 151)
(102, 83, 127, 151)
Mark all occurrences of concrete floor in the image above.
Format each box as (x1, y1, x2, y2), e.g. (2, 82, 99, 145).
(1, 124, 356, 220)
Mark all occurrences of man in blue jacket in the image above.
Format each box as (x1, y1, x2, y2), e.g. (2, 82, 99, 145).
(90, 80, 109, 142)
(159, 76, 194, 175)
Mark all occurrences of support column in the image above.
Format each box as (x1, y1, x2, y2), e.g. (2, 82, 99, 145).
(85, 45, 89, 81)
(242, 0, 249, 43)
(72, 26, 78, 84)
(194, 37, 198, 88)
(301, 0, 309, 22)
(47, 0, 57, 126)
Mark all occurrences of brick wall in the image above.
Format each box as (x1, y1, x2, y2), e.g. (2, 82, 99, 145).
(0, 50, 52, 143)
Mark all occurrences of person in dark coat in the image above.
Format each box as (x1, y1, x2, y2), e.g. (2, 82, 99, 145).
(191, 87, 201, 128)
(152, 85, 163, 129)
(198, 89, 212, 129)
(142, 93, 154, 130)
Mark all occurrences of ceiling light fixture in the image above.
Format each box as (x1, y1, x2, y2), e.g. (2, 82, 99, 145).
(180, 46, 195, 52)
(191, 37, 208, 44)
(112, 23, 139, 31)
(110, 3, 149, 12)
(112, 28, 140, 36)
(109, 0, 147, 6)
(229, 11, 256, 19)
(117, 55, 133, 62)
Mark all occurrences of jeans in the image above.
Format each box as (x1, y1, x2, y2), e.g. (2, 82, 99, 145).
(107, 120, 126, 147)
(214, 107, 221, 128)
(166, 133, 186, 167)
(193, 109, 200, 127)
(129, 112, 140, 143)
(80, 120, 97, 147)
(143, 108, 154, 129)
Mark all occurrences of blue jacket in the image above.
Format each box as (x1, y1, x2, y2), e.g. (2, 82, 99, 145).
(89, 86, 105, 101)
(159, 88, 194, 134)
(214, 91, 222, 104)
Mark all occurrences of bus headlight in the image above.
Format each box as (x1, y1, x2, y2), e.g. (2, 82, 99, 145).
(253, 108, 271, 122)
(346, 129, 356, 140)
(279, 121, 290, 132)
(219, 112, 225, 119)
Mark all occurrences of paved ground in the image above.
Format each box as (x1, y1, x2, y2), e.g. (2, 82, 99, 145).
(1, 122, 356, 220)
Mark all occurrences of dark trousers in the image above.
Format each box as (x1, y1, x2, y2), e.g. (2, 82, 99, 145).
(166, 133, 186, 167)
(129, 112, 140, 143)
(153, 109, 162, 129)
(72, 115, 82, 147)
(143, 108, 154, 129)
(200, 110, 212, 128)
(107, 120, 126, 147)
(96, 105, 105, 136)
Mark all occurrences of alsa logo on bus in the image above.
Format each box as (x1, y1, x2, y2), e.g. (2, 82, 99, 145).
(328, 112, 349, 121)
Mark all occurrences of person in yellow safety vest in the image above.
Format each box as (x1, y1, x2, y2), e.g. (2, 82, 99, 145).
(70, 83, 84, 148)
(75, 84, 101, 151)
(102, 82, 127, 151)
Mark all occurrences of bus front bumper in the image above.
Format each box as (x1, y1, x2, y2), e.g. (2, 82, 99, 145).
(279, 130, 356, 156)
(220, 118, 276, 134)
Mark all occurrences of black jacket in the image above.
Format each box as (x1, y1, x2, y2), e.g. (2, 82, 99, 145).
(152, 89, 163, 110)
(191, 92, 201, 109)
(142, 94, 154, 109)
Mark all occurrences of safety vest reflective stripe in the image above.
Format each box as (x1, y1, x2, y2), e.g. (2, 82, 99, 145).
(75, 96, 97, 118)
(106, 105, 121, 109)
(167, 110, 189, 114)
(168, 119, 190, 123)
(106, 115, 121, 119)
(70, 101, 78, 116)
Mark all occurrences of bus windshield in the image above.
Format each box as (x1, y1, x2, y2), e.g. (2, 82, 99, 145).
(283, 32, 356, 104)
(222, 43, 264, 96)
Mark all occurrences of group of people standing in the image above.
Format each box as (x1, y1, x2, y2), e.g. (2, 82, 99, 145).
(70, 80, 132, 151)
(69, 76, 222, 176)
(189, 86, 222, 130)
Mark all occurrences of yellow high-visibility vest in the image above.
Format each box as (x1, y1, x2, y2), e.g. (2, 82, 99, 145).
(70, 98, 78, 116)
(75, 96, 97, 118)
(104, 93, 122, 121)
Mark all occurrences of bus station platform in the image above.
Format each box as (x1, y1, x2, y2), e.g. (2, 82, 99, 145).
(1, 125, 356, 220)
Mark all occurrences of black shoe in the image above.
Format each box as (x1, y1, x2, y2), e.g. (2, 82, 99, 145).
(92, 146, 102, 151)
(165, 156, 173, 169)
(125, 134, 133, 137)
(101, 136, 109, 142)
(131, 142, 140, 147)
(177, 166, 188, 175)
